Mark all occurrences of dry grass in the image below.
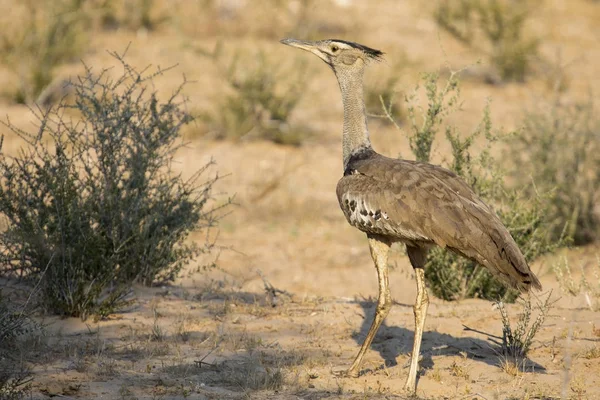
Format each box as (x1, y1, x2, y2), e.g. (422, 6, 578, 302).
(449, 359, 470, 380)
(499, 356, 521, 377)
(429, 367, 443, 383)
(579, 345, 600, 360)
(570, 375, 587, 399)
(150, 307, 167, 342)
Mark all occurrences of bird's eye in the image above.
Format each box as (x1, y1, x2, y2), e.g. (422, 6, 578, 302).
(331, 45, 339, 53)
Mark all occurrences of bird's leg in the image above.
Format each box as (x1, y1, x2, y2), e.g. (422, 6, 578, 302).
(346, 235, 391, 377)
(404, 246, 430, 394)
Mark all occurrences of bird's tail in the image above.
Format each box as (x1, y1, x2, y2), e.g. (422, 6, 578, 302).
(490, 228, 543, 293)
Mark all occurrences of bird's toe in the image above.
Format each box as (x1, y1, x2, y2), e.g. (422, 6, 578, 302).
(331, 366, 360, 378)
(345, 368, 360, 378)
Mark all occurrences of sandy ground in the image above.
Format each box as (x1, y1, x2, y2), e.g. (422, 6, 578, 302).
(2, 0, 600, 399)
(19, 252, 600, 399)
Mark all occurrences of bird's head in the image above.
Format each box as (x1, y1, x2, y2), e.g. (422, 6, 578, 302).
(280, 38, 383, 73)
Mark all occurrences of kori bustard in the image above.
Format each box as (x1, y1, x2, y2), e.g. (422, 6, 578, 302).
(280, 38, 541, 394)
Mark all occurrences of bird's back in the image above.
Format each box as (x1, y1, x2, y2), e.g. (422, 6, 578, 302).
(336, 148, 542, 292)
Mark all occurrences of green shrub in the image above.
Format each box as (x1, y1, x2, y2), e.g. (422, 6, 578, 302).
(510, 98, 600, 245)
(198, 44, 311, 146)
(434, 0, 539, 82)
(0, 52, 228, 319)
(0, 0, 87, 103)
(387, 71, 563, 302)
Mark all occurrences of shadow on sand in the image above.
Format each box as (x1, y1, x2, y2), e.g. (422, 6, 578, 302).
(350, 300, 546, 377)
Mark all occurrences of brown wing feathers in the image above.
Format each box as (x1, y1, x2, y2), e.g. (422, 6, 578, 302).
(337, 150, 542, 293)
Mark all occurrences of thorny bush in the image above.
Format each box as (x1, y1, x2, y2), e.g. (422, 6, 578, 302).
(0, 51, 228, 319)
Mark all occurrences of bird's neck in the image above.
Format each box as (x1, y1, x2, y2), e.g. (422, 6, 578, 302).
(336, 68, 372, 170)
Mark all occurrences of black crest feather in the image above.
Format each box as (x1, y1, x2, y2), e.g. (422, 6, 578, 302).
(331, 39, 384, 61)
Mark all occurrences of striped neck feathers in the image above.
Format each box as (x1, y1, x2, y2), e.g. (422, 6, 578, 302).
(335, 63, 372, 171)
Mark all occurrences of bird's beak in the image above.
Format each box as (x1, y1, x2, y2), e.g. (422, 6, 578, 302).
(280, 38, 329, 64)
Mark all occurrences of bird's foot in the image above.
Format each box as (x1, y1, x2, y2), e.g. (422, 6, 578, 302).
(331, 366, 360, 378)
(403, 380, 417, 396)
(402, 353, 423, 368)
(404, 363, 419, 395)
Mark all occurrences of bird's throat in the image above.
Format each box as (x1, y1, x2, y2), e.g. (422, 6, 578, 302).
(337, 68, 372, 171)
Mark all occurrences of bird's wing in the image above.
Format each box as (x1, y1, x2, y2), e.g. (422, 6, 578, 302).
(337, 153, 541, 292)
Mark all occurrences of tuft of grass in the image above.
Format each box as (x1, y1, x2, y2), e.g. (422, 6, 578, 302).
(151, 314, 166, 342)
(449, 360, 470, 380)
(386, 70, 563, 302)
(429, 367, 443, 383)
(197, 44, 312, 146)
(434, 0, 539, 82)
(0, 0, 87, 104)
(499, 356, 521, 377)
(511, 97, 600, 245)
(579, 345, 600, 360)
(570, 376, 587, 399)
(0, 51, 229, 319)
